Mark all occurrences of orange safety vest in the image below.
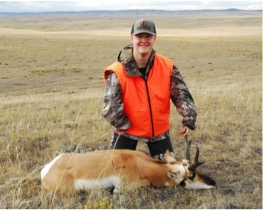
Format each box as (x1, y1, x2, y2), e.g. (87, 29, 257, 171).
(104, 54, 173, 138)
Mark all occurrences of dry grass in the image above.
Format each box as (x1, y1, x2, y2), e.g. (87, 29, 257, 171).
(0, 11, 261, 208)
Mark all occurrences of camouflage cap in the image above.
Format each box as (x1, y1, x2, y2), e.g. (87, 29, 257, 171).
(131, 19, 157, 36)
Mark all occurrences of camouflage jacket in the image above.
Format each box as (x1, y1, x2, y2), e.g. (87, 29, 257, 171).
(101, 44, 197, 142)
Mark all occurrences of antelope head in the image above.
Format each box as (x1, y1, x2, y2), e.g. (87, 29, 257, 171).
(164, 135, 216, 189)
(180, 135, 216, 189)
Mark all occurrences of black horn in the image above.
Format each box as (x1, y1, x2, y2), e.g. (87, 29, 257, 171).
(188, 144, 205, 172)
(184, 135, 191, 162)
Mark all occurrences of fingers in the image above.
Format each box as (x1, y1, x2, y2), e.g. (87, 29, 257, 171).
(178, 126, 189, 136)
(114, 127, 124, 135)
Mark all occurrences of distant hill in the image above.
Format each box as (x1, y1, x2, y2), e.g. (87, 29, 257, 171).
(0, 9, 261, 16)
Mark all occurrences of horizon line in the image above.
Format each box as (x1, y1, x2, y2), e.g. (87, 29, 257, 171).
(0, 8, 262, 14)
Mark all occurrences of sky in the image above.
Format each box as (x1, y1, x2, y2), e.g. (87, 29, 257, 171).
(0, 0, 261, 13)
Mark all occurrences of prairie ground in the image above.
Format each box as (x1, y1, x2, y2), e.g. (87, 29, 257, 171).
(0, 10, 262, 208)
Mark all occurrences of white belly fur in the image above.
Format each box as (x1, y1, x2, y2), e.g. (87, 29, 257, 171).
(74, 176, 121, 191)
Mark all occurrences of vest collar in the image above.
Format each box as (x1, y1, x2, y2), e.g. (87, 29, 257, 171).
(117, 44, 155, 77)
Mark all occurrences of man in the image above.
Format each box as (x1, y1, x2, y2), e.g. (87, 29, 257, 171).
(102, 19, 197, 160)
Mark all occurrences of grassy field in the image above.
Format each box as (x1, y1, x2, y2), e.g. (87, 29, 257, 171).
(0, 10, 262, 208)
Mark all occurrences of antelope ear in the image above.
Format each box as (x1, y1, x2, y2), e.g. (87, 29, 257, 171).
(168, 171, 178, 179)
(165, 150, 176, 163)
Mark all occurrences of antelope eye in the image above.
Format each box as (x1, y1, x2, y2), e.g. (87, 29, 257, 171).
(188, 172, 196, 180)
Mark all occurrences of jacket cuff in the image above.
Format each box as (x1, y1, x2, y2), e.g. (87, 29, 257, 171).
(183, 120, 195, 130)
(118, 120, 131, 131)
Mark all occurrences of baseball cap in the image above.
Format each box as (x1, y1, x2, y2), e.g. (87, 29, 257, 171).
(131, 19, 157, 36)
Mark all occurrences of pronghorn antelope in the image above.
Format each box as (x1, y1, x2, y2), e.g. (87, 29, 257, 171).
(41, 137, 216, 193)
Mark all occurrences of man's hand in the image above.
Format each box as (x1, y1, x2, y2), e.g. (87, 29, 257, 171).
(114, 127, 124, 135)
(178, 125, 189, 136)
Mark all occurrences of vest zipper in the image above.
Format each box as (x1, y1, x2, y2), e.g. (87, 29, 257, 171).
(144, 79, 155, 137)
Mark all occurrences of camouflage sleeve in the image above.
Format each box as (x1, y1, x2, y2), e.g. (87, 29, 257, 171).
(101, 72, 131, 130)
(170, 66, 197, 130)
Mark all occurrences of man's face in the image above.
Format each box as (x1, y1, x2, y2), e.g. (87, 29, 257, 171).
(131, 33, 156, 57)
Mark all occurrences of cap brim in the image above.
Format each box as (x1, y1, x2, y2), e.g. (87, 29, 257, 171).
(132, 30, 156, 36)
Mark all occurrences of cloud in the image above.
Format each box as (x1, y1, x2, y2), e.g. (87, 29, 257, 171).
(0, 0, 261, 12)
